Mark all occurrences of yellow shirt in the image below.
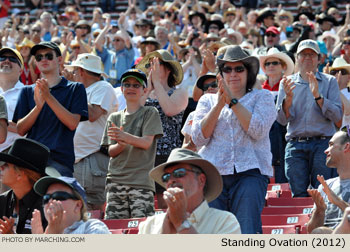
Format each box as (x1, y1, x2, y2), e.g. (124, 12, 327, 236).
(138, 200, 241, 234)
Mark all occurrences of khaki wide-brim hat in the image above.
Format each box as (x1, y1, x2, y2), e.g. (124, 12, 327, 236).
(329, 57, 350, 72)
(64, 53, 103, 74)
(259, 47, 295, 76)
(318, 31, 340, 46)
(136, 49, 183, 85)
(16, 37, 35, 51)
(149, 148, 223, 202)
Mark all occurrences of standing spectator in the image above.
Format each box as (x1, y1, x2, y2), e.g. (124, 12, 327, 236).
(0, 138, 59, 234)
(13, 42, 88, 178)
(16, 38, 40, 85)
(191, 45, 276, 234)
(40, 12, 55, 42)
(276, 39, 342, 197)
(64, 53, 117, 211)
(101, 69, 163, 219)
(0, 0, 10, 29)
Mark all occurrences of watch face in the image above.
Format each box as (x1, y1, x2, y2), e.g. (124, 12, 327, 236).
(232, 98, 238, 104)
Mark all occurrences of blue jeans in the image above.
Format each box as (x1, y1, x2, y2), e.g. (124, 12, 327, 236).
(209, 169, 269, 234)
(285, 138, 338, 197)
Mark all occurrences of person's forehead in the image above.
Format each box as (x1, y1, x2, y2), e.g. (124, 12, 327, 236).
(0, 51, 16, 57)
(123, 76, 141, 84)
(265, 57, 280, 62)
(300, 48, 317, 54)
(36, 48, 55, 55)
(46, 183, 72, 194)
(164, 163, 192, 173)
(224, 61, 244, 67)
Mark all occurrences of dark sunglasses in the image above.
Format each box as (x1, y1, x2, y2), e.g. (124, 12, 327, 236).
(264, 61, 281, 67)
(203, 81, 218, 91)
(222, 65, 245, 74)
(330, 69, 349, 76)
(343, 41, 350, 45)
(265, 33, 277, 38)
(209, 25, 219, 30)
(77, 26, 89, 30)
(35, 52, 54, 62)
(43, 191, 79, 205)
(145, 60, 165, 69)
(161, 168, 201, 183)
(0, 56, 20, 65)
(122, 83, 142, 89)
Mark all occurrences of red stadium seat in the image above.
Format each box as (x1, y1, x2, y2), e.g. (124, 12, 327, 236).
(102, 218, 146, 230)
(266, 197, 314, 207)
(262, 206, 313, 215)
(262, 225, 300, 234)
(261, 214, 310, 226)
(267, 183, 291, 191)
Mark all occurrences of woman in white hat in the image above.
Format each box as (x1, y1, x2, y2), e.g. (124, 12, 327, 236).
(16, 38, 39, 85)
(191, 45, 276, 234)
(259, 47, 294, 184)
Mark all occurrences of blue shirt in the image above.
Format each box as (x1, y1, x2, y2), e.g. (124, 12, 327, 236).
(96, 46, 135, 84)
(13, 77, 88, 171)
(276, 72, 342, 141)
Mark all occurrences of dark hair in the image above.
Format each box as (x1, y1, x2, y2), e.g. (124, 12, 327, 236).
(339, 129, 350, 145)
(83, 68, 101, 78)
(162, 61, 176, 88)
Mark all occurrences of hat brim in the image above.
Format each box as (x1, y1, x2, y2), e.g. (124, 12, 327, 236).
(136, 51, 183, 85)
(34, 176, 74, 196)
(217, 55, 260, 77)
(0, 152, 60, 177)
(296, 45, 320, 55)
(149, 158, 223, 202)
(260, 52, 295, 76)
(64, 62, 103, 74)
(196, 74, 217, 90)
(121, 72, 147, 87)
(0, 48, 24, 69)
(31, 44, 62, 57)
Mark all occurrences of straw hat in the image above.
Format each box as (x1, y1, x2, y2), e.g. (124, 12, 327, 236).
(259, 47, 295, 76)
(276, 10, 294, 26)
(15, 38, 35, 51)
(149, 148, 222, 202)
(329, 57, 350, 72)
(136, 49, 183, 85)
(318, 31, 340, 46)
(140, 37, 161, 50)
(64, 53, 103, 74)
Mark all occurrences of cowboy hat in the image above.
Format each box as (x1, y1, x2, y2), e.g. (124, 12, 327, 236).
(276, 10, 294, 25)
(196, 73, 216, 91)
(223, 7, 236, 21)
(15, 38, 35, 51)
(136, 49, 183, 85)
(226, 28, 243, 45)
(205, 20, 224, 34)
(189, 11, 206, 25)
(318, 31, 340, 46)
(149, 148, 222, 202)
(140, 37, 161, 50)
(217, 45, 259, 77)
(256, 8, 275, 23)
(316, 13, 338, 26)
(329, 57, 350, 72)
(259, 47, 295, 76)
(0, 138, 59, 176)
(64, 53, 103, 74)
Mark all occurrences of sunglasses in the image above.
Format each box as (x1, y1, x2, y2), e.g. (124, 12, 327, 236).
(122, 83, 142, 89)
(264, 61, 281, 67)
(209, 25, 219, 30)
(222, 65, 245, 74)
(265, 33, 277, 38)
(35, 52, 54, 62)
(203, 81, 218, 91)
(0, 56, 20, 65)
(343, 41, 350, 45)
(77, 26, 89, 30)
(330, 69, 349, 76)
(43, 191, 79, 205)
(145, 60, 165, 69)
(32, 29, 40, 33)
(279, 16, 289, 20)
(161, 168, 201, 183)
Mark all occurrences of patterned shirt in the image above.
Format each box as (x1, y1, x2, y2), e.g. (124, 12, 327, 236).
(145, 88, 184, 156)
(192, 89, 276, 177)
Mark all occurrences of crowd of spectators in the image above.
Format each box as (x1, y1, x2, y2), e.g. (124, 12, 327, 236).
(0, 0, 350, 234)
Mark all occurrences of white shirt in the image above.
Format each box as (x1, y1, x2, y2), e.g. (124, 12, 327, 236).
(0, 81, 24, 151)
(114, 87, 126, 111)
(74, 81, 117, 162)
(341, 87, 350, 128)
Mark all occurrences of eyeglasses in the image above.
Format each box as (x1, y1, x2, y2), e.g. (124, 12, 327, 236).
(264, 61, 281, 67)
(203, 81, 218, 91)
(145, 60, 165, 69)
(221, 65, 245, 74)
(265, 33, 277, 38)
(209, 25, 219, 30)
(77, 26, 89, 30)
(113, 38, 122, 42)
(161, 168, 201, 183)
(122, 83, 142, 89)
(35, 52, 54, 62)
(43, 191, 79, 205)
(0, 56, 20, 65)
(330, 69, 349, 76)
(279, 16, 289, 20)
(299, 52, 317, 58)
(32, 29, 40, 33)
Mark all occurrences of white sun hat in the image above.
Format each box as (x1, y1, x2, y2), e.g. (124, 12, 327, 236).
(259, 47, 295, 76)
(64, 53, 103, 74)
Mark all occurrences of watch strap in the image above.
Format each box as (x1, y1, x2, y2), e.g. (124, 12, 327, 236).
(176, 219, 191, 233)
(315, 95, 323, 101)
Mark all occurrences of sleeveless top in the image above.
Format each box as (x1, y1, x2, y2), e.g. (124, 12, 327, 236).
(145, 88, 184, 156)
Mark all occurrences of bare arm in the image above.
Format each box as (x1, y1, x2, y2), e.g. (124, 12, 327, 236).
(88, 104, 106, 122)
(94, 15, 111, 52)
(307, 189, 326, 233)
(0, 118, 7, 144)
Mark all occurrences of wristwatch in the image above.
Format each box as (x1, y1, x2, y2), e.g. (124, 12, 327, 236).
(229, 98, 238, 108)
(176, 219, 191, 233)
(314, 95, 323, 101)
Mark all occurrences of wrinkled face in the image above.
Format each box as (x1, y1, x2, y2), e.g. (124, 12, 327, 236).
(156, 29, 168, 42)
(297, 48, 319, 73)
(0, 52, 22, 76)
(113, 36, 125, 51)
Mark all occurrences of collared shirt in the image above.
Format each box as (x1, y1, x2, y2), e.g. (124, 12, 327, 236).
(0, 189, 47, 234)
(262, 78, 282, 92)
(276, 72, 342, 141)
(63, 219, 110, 234)
(138, 200, 241, 234)
(0, 81, 24, 151)
(341, 87, 350, 128)
(191, 90, 276, 177)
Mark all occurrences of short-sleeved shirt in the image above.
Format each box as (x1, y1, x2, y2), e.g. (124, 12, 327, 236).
(0, 94, 8, 122)
(13, 77, 88, 171)
(101, 106, 163, 191)
(0, 189, 47, 234)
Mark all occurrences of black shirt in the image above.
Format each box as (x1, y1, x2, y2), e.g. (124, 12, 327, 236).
(0, 189, 47, 234)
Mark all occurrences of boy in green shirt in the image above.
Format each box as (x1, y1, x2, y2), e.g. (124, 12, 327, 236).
(101, 69, 163, 219)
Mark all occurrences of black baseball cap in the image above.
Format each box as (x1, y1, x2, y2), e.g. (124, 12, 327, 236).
(30, 41, 62, 57)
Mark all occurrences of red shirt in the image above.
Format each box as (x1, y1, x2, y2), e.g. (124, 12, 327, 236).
(261, 78, 282, 92)
(20, 63, 41, 85)
(0, 0, 10, 18)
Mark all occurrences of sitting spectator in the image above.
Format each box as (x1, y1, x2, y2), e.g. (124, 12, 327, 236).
(32, 176, 110, 234)
(101, 69, 163, 219)
(0, 138, 59, 234)
(333, 207, 350, 234)
(138, 148, 241, 234)
(307, 128, 350, 233)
